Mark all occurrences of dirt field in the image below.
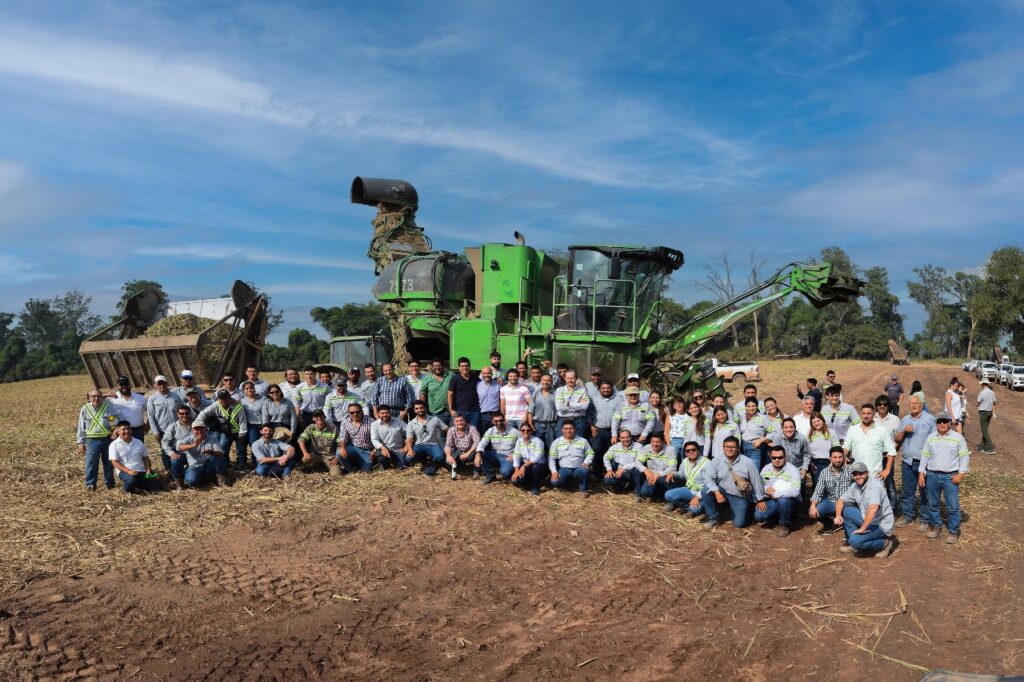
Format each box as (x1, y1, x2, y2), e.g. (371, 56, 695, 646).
(1, 360, 1021, 680)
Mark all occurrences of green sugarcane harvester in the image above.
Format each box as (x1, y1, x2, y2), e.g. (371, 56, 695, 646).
(338, 177, 864, 397)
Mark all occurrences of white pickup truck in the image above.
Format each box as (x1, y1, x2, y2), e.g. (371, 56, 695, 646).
(708, 358, 760, 383)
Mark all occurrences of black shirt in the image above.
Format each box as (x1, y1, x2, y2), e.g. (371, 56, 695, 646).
(448, 373, 480, 412)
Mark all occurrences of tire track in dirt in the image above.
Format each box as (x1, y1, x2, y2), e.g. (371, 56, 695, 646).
(1, 622, 120, 681)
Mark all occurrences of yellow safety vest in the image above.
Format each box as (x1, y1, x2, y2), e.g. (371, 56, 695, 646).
(85, 403, 115, 438)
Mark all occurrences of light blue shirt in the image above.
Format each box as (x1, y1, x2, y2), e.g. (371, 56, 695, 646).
(897, 411, 936, 464)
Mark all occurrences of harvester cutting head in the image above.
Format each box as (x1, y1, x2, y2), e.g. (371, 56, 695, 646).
(786, 262, 865, 308)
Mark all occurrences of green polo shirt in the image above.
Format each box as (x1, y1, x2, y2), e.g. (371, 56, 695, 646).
(419, 372, 453, 415)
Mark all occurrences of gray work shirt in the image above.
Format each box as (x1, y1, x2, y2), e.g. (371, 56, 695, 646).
(477, 425, 518, 456)
(177, 435, 224, 467)
(919, 431, 970, 474)
(513, 436, 547, 467)
(897, 411, 936, 464)
(603, 442, 642, 472)
(589, 393, 623, 429)
(146, 391, 183, 433)
(704, 454, 766, 501)
(528, 391, 558, 422)
(548, 436, 595, 472)
(406, 416, 448, 446)
(977, 387, 996, 412)
(770, 432, 812, 471)
(841, 477, 894, 535)
(160, 420, 193, 454)
(821, 402, 860, 441)
(262, 399, 298, 432)
(252, 439, 289, 462)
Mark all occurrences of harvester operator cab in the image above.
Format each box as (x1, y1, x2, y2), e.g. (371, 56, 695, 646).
(556, 245, 683, 334)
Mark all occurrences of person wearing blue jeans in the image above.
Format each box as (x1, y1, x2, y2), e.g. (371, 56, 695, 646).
(807, 447, 852, 535)
(917, 412, 969, 544)
(548, 421, 595, 498)
(76, 390, 119, 491)
(108, 422, 159, 494)
(834, 462, 896, 557)
(663, 442, 711, 517)
(738, 398, 772, 471)
(754, 446, 802, 536)
(178, 422, 229, 488)
(252, 424, 296, 478)
(197, 390, 249, 470)
(404, 401, 450, 476)
(510, 424, 547, 495)
(636, 434, 677, 500)
(702, 436, 766, 529)
(476, 414, 518, 484)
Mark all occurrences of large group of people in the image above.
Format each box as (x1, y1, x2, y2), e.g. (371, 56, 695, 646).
(76, 355, 993, 558)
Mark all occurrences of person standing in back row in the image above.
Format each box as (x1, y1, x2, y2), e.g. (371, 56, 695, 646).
(919, 412, 969, 544)
(976, 378, 996, 454)
(76, 389, 119, 491)
(883, 375, 905, 416)
(944, 378, 965, 435)
(109, 377, 147, 441)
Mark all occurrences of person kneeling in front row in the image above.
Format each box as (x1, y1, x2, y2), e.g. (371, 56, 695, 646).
(834, 461, 896, 558)
(510, 422, 547, 495)
(754, 444, 802, 536)
(108, 421, 159, 494)
(549, 421, 595, 498)
(253, 423, 296, 478)
(663, 441, 710, 518)
(807, 446, 853, 535)
(702, 436, 766, 528)
(177, 421, 228, 488)
(603, 429, 644, 500)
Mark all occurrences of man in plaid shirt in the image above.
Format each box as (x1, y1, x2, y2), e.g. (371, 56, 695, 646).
(444, 413, 481, 479)
(369, 363, 415, 420)
(339, 404, 374, 473)
(808, 446, 853, 535)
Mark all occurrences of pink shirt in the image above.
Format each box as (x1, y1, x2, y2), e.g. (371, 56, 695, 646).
(500, 384, 531, 421)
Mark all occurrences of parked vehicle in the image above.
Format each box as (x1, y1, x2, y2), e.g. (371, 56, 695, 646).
(963, 359, 978, 372)
(978, 362, 998, 381)
(1011, 365, 1024, 391)
(999, 363, 1013, 386)
(708, 358, 760, 383)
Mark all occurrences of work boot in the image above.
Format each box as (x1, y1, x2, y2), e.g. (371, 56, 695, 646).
(895, 516, 914, 528)
(945, 533, 959, 545)
(663, 502, 675, 512)
(86, 484, 96, 492)
(633, 495, 643, 503)
(926, 525, 941, 539)
(778, 526, 791, 538)
(215, 473, 227, 487)
(683, 510, 698, 519)
(580, 490, 590, 499)
(483, 475, 496, 485)
(472, 470, 480, 480)
(703, 519, 721, 529)
(917, 520, 930, 532)
(529, 488, 540, 496)
(874, 538, 895, 558)
(839, 543, 855, 553)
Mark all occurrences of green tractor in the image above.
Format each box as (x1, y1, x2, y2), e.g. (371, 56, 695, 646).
(335, 177, 863, 397)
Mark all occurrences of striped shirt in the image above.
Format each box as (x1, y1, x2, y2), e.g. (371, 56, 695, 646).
(295, 382, 329, 412)
(807, 430, 839, 461)
(500, 384, 531, 421)
(369, 376, 415, 410)
(821, 402, 860, 441)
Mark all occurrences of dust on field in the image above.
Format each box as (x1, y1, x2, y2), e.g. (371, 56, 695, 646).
(0, 364, 1021, 680)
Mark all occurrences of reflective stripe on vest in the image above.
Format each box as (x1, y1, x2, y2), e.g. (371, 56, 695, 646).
(85, 403, 114, 438)
(218, 403, 243, 432)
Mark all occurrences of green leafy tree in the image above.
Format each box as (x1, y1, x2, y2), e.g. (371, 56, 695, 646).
(261, 329, 329, 370)
(310, 303, 390, 340)
(862, 266, 904, 342)
(981, 246, 1024, 353)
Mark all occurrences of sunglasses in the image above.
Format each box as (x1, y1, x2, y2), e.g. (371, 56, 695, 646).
(684, 448, 698, 453)
(693, 395, 704, 401)
(770, 456, 786, 461)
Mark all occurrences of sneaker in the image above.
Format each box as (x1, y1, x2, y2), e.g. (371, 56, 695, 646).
(874, 537, 895, 558)
(663, 502, 675, 512)
(86, 484, 96, 492)
(895, 517, 914, 528)
(917, 520, 930, 532)
(926, 525, 941, 539)
(683, 510, 697, 519)
(703, 519, 721, 529)
(818, 525, 840, 536)
(778, 526, 791, 538)
(215, 474, 227, 487)
(471, 471, 480, 480)
(633, 496, 642, 503)
(945, 533, 960, 545)
(839, 543, 855, 553)
(581, 490, 590, 499)
(483, 475, 496, 485)
(529, 488, 540, 496)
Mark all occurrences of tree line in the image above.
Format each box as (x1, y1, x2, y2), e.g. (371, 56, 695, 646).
(1, 245, 1021, 382)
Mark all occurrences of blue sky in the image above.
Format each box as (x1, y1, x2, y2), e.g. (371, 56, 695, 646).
(1, 1, 1023, 343)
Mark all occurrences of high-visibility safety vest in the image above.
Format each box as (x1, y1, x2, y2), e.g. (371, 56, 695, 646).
(218, 403, 243, 433)
(84, 403, 116, 438)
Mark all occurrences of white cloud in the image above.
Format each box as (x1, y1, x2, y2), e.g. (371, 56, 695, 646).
(0, 26, 312, 126)
(0, 253, 50, 283)
(135, 245, 372, 271)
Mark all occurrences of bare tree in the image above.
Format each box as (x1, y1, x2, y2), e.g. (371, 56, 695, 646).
(747, 250, 768, 355)
(697, 253, 739, 347)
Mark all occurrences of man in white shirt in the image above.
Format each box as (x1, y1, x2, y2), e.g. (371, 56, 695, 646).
(244, 365, 270, 397)
(792, 396, 816, 438)
(108, 377, 147, 441)
(108, 421, 158, 494)
(873, 396, 901, 440)
(844, 403, 897, 509)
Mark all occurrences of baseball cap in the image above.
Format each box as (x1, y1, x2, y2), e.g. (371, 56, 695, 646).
(216, 389, 230, 399)
(624, 386, 641, 395)
(191, 420, 206, 429)
(154, 375, 167, 384)
(180, 369, 194, 379)
(850, 461, 868, 474)
(935, 411, 951, 422)
(349, 367, 360, 374)
(590, 366, 602, 374)
(335, 379, 347, 387)
(891, 374, 898, 380)
(627, 372, 640, 380)
(117, 376, 130, 386)
(185, 388, 198, 395)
